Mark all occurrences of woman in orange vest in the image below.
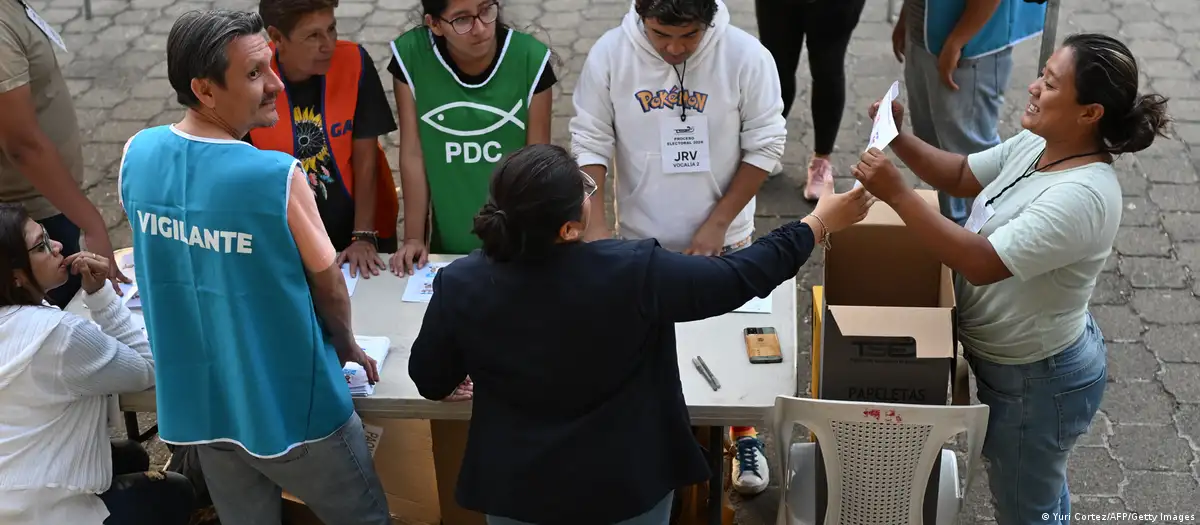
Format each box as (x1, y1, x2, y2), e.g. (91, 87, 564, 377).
(246, 0, 401, 279)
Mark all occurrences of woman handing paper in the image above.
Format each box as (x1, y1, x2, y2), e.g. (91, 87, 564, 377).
(850, 33, 1169, 525)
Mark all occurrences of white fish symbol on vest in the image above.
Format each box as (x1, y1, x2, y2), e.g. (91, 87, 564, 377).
(420, 99, 526, 137)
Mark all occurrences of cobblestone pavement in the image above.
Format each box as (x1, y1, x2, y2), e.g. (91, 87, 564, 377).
(27, 0, 1200, 521)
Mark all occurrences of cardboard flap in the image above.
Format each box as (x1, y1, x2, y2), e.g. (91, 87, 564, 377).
(855, 189, 939, 227)
(827, 305, 954, 358)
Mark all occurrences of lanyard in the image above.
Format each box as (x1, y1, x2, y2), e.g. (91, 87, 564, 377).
(672, 62, 688, 122)
(984, 149, 1105, 207)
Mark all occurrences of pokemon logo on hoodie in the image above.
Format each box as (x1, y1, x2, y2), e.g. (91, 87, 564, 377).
(569, 0, 787, 252)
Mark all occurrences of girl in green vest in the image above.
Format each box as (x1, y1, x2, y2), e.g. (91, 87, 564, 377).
(387, 0, 557, 274)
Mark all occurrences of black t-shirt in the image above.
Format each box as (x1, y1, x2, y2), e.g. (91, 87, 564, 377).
(244, 46, 397, 252)
(386, 28, 557, 94)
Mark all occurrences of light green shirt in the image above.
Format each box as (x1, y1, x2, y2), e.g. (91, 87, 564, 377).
(957, 130, 1122, 364)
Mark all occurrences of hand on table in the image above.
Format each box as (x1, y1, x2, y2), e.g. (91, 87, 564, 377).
(337, 240, 384, 279)
(336, 340, 379, 385)
(442, 377, 473, 402)
(390, 239, 429, 276)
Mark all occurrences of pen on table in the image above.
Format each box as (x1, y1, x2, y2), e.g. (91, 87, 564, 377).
(693, 356, 720, 391)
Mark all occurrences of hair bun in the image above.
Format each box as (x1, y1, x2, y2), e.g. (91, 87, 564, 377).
(1110, 93, 1171, 154)
(481, 203, 508, 222)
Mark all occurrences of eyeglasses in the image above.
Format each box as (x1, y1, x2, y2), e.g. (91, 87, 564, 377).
(441, 2, 500, 35)
(27, 225, 52, 255)
(580, 170, 598, 200)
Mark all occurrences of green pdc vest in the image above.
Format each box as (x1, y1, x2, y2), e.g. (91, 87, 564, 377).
(391, 27, 550, 254)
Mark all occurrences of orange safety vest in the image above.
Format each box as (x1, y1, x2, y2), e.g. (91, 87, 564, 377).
(249, 40, 399, 244)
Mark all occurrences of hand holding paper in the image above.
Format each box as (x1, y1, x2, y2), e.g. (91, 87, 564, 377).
(855, 81, 906, 191)
(866, 81, 901, 152)
(851, 148, 908, 205)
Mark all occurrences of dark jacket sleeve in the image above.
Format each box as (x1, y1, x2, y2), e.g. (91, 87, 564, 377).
(640, 220, 817, 324)
(408, 271, 466, 400)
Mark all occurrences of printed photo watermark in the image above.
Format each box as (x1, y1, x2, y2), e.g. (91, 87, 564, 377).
(1044, 512, 1197, 522)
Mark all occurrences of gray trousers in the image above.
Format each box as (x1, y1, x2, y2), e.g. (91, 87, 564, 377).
(195, 412, 389, 525)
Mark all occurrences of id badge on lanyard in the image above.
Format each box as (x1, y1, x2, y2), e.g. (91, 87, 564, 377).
(964, 194, 995, 234)
(659, 115, 711, 174)
(23, 3, 68, 53)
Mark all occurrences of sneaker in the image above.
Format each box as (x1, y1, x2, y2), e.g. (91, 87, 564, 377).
(732, 436, 769, 496)
(804, 156, 833, 201)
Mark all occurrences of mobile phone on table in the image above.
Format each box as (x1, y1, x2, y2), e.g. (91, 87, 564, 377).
(744, 327, 783, 364)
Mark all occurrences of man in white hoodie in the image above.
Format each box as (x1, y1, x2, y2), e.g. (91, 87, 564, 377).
(569, 0, 786, 496)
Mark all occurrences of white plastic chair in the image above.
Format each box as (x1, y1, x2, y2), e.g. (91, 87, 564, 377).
(770, 396, 988, 525)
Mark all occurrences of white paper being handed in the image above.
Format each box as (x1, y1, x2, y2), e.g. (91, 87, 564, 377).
(854, 81, 902, 192)
(867, 81, 901, 152)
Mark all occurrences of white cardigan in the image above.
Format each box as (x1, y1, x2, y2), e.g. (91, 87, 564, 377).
(0, 285, 155, 524)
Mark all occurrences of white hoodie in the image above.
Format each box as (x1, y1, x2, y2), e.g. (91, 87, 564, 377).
(569, 0, 786, 252)
(0, 286, 155, 524)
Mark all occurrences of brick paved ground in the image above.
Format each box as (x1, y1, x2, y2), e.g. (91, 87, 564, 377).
(26, 0, 1199, 521)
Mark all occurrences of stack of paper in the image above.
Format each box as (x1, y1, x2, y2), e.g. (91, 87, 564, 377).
(343, 335, 390, 397)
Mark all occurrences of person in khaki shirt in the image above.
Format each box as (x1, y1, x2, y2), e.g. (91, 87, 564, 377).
(0, 0, 125, 307)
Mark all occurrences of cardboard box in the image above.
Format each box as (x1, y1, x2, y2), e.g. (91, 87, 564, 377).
(282, 418, 442, 525)
(817, 189, 957, 405)
(430, 420, 486, 525)
(811, 191, 960, 524)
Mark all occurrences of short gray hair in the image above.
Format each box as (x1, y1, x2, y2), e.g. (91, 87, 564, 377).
(166, 9, 266, 108)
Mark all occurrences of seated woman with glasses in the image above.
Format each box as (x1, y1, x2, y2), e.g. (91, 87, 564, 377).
(408, 143, 873, 525)
(387, 0, 558, 274)
(0, 203, 195, 524)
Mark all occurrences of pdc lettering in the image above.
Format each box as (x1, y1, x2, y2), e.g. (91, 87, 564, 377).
(445, 141, 503, 164)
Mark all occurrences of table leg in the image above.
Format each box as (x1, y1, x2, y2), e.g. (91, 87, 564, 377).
(122, 411, 160, 443)
(708, 426, 724, 525)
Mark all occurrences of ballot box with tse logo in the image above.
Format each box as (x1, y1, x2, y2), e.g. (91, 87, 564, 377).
(814, 189, 959, 524)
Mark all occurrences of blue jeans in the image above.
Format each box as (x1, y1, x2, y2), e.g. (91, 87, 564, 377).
(904, 38, 1014, 225)
(486, 491, 674, 525)
(194, 412, 389, 525)
(966, 314, 1108, 525)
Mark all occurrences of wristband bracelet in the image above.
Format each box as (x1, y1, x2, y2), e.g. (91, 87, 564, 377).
(351, 230, 378, 248)
(805, 214, 831, 250)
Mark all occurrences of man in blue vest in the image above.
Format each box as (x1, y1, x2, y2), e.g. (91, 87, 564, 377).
(118, 10, 388, 524)
(892, 0, 1045, 224)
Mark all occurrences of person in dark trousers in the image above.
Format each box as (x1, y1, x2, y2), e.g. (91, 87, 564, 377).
(753, 0, 867, 201)
(408, 143, 873, 525)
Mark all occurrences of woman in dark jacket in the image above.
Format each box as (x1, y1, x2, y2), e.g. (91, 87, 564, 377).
(408, 143, 872, 525)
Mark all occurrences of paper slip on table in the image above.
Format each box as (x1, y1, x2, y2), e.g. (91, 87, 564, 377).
(66, 254, 800, 525)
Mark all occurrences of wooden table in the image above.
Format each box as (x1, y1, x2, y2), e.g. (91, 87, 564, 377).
(67, 254, 800, 525)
